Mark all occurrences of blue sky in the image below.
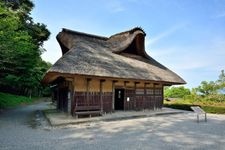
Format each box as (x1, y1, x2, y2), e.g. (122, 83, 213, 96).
(32, 0, 225, 88)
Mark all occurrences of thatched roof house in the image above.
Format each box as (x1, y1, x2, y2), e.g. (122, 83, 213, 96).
(43, 27, 185, 117)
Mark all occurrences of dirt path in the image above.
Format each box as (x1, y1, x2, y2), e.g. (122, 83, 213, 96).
(1, 100, 225, 150)
(0, 100, 53, 149)
(0, 100, 50, 128)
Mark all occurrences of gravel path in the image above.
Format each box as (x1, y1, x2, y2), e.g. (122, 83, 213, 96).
(0, 101, 225, 150)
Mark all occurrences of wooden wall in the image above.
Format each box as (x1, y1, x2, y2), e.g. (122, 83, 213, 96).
(71, 75, 163, 114)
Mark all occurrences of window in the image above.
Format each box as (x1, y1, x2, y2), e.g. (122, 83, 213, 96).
(155, 89, 162, 95)
(136, 89, 144, 95)
(146, 89, 154, 95)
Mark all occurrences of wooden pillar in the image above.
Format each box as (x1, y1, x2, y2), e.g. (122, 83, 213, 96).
(134, 82, 139, 110)
(100, 79, 105, 114)
(144, 83, 148, 110)
(153, 83, 160, 110)
(112, 80, 118, 112)
(67, 81, 72, 115)
(124, 81, 129, 111)
(153, 83, 156, 110)
(71, 77, 75, 115)
(86, 78, 91, 109)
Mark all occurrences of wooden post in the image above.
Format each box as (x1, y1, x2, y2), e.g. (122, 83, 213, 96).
(72, 77, 75, 116)
(144, 83, 149, 110)
(67, 81, 72, 115)
(112, 80, 118, 112)
(134, 82, 139, 111)
(86, 78, 91, 117)
(155, 83, 160, 109)
(153, 83, 156, 110)
(124, 81, 129, 111)
(100, 79, 105, 114)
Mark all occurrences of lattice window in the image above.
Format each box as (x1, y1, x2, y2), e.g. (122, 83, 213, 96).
(146, 89, 154, 95)
(136, 89, 144, 95)
(155, 89, 162, 95)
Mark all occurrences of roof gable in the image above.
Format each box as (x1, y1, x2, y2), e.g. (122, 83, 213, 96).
(57, 28, 108, 55)
(57, 27, 148, 58)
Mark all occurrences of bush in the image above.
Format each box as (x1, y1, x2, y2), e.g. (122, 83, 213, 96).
(164, 99, 225, 114)
(204, 94, 225, 102)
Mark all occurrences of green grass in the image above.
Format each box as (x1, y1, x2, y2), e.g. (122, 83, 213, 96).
(164, 99, 225, 114)
(0, 92, 37, 109)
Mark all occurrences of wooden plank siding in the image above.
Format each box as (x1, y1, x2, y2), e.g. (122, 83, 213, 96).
(73, 92, 113, 113)
(73, 89, 163, 113)
(123, 87, 163, 111)
(70, 75, 164, 115)
(102, 92, 113, 112)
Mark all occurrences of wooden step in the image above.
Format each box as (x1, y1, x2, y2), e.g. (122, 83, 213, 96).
(75, 110, 101, 115)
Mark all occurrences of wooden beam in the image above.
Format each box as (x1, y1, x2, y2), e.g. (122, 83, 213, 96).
(65, 77, 73, 82)
(67, 81, 73, 115)
(124, 81, 129, 87)
(112, 80, 116, 111)
(144, 83, 148, 95)
(123, 81, 130, 111)
(134, 82, 139, 109)
(161, 86, 164, 108)
(113, 80, 118, 83)
(72, 77, 76, 116)
(86, 78, 91, 109)
(100, 79, 105, 114)
(144, 83, 148, 110)
(154, 83, 160, 85)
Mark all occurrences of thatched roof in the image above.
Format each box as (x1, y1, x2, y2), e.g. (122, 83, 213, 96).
(42, 27, 186, 85)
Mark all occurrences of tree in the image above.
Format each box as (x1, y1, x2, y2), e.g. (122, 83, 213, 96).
(0, 0, 51, 96)
(217, 70, 225, 93)
(195, 81, 218, 96)
(164, 86, 191, 98)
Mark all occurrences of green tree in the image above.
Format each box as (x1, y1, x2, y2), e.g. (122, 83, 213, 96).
(195, 81, 218, 96)
(192, 71, 225, 102)
(217, 70, 225, 93)
(164, 86, 191, 98)
(0, 0, 51, 96)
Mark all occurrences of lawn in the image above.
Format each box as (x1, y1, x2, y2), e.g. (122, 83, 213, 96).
(164, 99, 225, 114)
(0, 92, 38, 109)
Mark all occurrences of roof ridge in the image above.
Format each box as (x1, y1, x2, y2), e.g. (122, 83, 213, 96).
(109, 27, 146, 38)
(62, 28, 108, 40)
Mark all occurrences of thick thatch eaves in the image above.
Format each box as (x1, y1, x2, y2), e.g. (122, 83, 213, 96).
(43, 27, 186, 85)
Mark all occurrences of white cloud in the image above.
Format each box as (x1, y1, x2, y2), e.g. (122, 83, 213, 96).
(147, 36, 225, 88)
(148, 23, 187, 45)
